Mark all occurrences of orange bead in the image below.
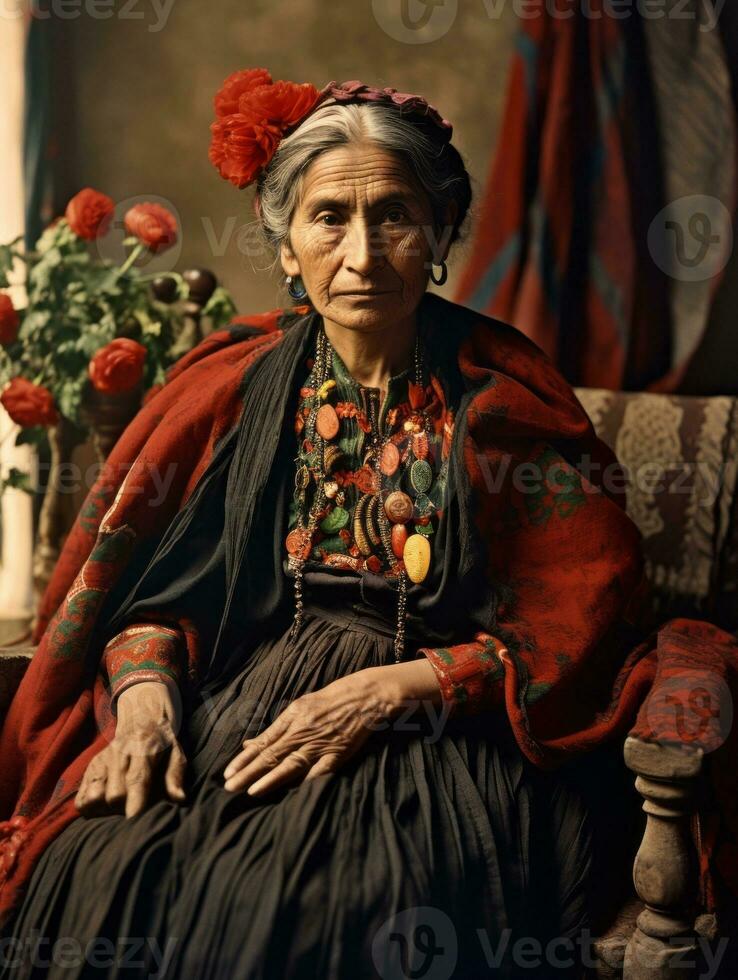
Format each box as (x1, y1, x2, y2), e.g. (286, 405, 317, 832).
(391, 523, 408, 558)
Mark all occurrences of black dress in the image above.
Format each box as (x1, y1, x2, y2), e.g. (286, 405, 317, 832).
(0, 559, 639, 980)
(0, 313, 642, 980)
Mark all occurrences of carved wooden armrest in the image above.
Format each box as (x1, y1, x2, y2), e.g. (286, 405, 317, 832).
(622, 735, 712, 979)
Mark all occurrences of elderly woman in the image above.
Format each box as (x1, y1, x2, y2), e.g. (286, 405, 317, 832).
(1, 69, 722, 979)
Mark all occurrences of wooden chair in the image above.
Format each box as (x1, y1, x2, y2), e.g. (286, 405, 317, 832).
(2, 330, 737, 978)
(574, 386, 738, 979)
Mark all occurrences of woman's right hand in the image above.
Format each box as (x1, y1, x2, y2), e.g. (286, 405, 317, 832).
(75, 680, 187, 819)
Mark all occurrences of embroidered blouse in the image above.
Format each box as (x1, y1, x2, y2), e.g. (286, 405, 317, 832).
(98, 339, 509, 716)
(285, 343, 450, 574)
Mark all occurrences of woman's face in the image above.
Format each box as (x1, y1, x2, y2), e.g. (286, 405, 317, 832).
(280, 142, 456, 333)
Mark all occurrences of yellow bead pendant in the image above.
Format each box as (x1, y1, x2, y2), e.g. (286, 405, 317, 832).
(403, 532, 431, 583)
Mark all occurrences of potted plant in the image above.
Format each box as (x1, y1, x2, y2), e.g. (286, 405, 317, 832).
(0, 187, 236, 604)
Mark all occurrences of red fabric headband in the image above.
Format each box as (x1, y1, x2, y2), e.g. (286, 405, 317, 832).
(208, 68, 454, 190)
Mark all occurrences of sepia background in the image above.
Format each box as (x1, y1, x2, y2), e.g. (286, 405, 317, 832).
(51, 0, 520, 311)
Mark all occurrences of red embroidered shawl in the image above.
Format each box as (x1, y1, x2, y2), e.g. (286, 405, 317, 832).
(1, 293, 736, 929)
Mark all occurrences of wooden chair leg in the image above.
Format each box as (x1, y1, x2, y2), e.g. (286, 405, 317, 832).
(622, 736, 703, 980)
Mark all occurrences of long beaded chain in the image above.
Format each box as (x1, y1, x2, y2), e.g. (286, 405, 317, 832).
(288, 327, 332, 644)
(287, 325, 437, 663)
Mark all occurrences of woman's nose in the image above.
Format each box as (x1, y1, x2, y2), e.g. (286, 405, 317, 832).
(343, 221, 386, 275)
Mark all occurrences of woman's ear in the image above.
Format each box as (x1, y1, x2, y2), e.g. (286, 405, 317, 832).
(438, 200, 459, 261)
(429, 201, 458, 265)
(280, 238, 300, 278)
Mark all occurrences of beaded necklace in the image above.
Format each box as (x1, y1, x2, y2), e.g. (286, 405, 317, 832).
(286, 323, 449, 662)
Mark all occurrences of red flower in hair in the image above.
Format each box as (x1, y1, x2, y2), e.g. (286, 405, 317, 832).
(214, 67, 273, 118)
(208, 68, 453, 191)
(209, 114, 283, 189)
(209, 69, 321, 189)
(239, 81, 322, 129)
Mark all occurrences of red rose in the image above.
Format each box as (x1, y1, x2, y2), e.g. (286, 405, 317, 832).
(1, 377, 59, 427)
(214, 67, 273, 118)
(65, 188, 115, 240)
(89, 338, 147, 393)
(209, 75, 320, 189)
(123, 203, 178, 253)
(0, 294, 20, 346)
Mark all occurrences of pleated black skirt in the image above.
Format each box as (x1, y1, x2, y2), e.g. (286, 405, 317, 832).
(0, 598, 621, 980)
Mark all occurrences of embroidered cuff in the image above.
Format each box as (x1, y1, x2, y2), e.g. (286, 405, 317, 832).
(99, 622, 185, 715)
(417, 632, 507, 715)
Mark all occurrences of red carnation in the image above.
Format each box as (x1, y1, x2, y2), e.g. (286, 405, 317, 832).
(89, 338, 147, 393)
(238, 81, 321, 129)
(123, 203, 178, 253)
(65, 188, 115, 240)
(209, 73, 321, 189)
(208, 114, 283, 189)
(1, 377, 59, 427)
(0, 294, 20, 346)
(214, 67, 273, 118)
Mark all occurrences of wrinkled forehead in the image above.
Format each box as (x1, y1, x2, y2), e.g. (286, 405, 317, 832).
(296, 143, 431, 212)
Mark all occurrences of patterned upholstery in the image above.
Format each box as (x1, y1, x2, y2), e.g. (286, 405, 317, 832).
(575, 388, 738, 631)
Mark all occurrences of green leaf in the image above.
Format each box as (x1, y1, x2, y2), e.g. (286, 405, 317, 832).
(202, 286, 238, 331)
(0, 245, 14, 287)
(2, 467, 34, 494)
(132, 308, 162, 337)
(57, 376, 88, 424)
(15, 426, 48, 449)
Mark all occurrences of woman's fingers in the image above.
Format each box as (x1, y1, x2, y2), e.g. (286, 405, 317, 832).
(75, 762, 109, 816)
(125, 756, 154, 818)
(164, 742, 187, 802)
(242, 750, 313, 796)
(304, 753, 341, 782)
(104, 753, 129, 810)
(223, 712, 292, 782)
(75, 727, 187, 819)
(224, 741, 286, 792)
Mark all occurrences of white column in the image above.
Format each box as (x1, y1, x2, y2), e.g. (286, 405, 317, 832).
(0, 9, 35, 620)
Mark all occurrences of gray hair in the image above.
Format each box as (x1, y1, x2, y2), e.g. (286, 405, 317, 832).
(253, 100, 472, 271)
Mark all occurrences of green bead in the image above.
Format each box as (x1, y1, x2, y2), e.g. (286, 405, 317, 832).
(410, 458, 433, 494)
(414, 523, 434, 537)
(414, 492, 433, 515)
(320, 505, 349, 534)
(311, 535, 348, 559)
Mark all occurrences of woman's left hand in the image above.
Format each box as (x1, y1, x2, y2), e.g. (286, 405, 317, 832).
(222, 659, 443, 796)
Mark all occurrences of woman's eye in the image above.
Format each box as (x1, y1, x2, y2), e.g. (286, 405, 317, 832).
(319, 213, 340, 227)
